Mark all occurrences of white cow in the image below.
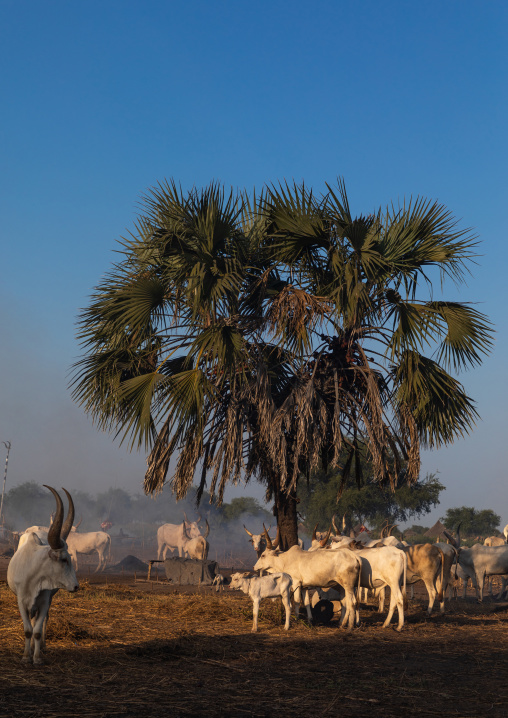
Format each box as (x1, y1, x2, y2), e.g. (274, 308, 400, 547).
(244, 524, 303, 556)
(457, 544, 508, 601)
(484, 536, 506, 547)
(243, 525, 273, 557)
(7, 486, 79, 664)
(182, 520, 210, 560)
(254, 530, 361, 629)
(65, 530, 111, 571)
(347, 544, 407, 631)
(157, 515, 202, 560)
(229, 572, 293, 632)
(504, 524, 508, 542)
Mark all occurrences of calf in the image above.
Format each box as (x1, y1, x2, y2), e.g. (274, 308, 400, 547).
(229, 572, 293, 632)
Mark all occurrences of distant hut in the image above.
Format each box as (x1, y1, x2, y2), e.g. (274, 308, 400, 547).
(403, 529, 418, 540)
(424, 520, 448, 541)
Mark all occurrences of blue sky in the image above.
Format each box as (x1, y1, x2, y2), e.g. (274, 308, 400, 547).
(0, 1, 506, 528)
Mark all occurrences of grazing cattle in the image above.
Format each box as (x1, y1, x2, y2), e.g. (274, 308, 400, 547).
(157, 516, 202, 560)
(7, 486, 79, 664)
(403, 544, 447, 614)
(484, 536, 506, 547)
(65, 530, 111, 572)
(182, 520, 210, 560)
(504, 524, 508, 543)
(457, 544, 508, 601)
(254, 528, 361, 629)
(229, 572, 293, 632)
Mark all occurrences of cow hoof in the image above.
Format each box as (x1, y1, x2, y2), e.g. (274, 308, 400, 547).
(21, 656, 32, 664)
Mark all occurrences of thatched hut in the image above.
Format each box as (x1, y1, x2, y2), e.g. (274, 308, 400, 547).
(424, 520, 448, 541)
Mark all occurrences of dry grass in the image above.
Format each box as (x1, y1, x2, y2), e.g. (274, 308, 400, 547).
(1, 579, 508, 717)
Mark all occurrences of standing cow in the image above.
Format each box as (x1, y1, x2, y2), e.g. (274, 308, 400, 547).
(65, 529, 111, 572)
(182, 520, 210, 560)
(7, 486, 79, 664)
(157, 515, 202, 559)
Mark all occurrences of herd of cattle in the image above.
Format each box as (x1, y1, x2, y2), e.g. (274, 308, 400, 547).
(5, 485, 508, 663)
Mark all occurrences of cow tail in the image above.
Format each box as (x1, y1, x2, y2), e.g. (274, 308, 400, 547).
(107, 534, 112, 564)
(436, 547, 445, 602)
(355, 555, 362, 604)
(402, 552, 408, 610)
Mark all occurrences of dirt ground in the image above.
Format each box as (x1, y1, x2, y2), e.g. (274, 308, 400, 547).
(1, 557, 507, 718)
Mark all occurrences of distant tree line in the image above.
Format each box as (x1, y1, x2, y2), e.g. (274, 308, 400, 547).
(2, 482, 270, 534)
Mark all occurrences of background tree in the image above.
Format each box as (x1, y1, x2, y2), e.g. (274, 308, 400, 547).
(442, 506, 500, 537)
(71, 180, 492, 548)
(299, 470, 444, 534)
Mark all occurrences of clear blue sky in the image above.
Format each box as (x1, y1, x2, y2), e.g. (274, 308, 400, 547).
(1, 1, 506, 528)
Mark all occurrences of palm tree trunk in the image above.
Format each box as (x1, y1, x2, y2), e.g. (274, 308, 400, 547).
(273, 484, 299, 550)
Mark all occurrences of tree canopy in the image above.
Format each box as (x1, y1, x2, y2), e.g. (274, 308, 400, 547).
(442, 506, 501, 537)
(71, 179, 492, 546)
(299, 470, 444, 533)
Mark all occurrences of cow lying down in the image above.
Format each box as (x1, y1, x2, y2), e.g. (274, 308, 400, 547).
(229, 572, 293, 632)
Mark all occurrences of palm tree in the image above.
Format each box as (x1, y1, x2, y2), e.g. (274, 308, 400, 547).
(71, 179, 492, 549)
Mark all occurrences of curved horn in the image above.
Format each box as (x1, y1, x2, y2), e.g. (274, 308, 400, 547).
(60, 488, 75, 541)
(183, 512, 189, 522)
(312, 523, 318, 541)
(196, 515, 202, 524)
(75, 516, 83, 530)
(182, 522, 191, 539)
(319, 525, 332, 548)
(388, 524, 398, 536)
(263, 524, 273, 550)
(44, 485, 64, 549)
(243, 525, 254, 537)
(272, 526, 280, 549)
(203, 520, 210, 539)
(332, 515, 340, 536)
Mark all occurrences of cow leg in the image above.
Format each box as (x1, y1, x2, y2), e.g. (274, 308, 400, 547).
(376, 586, 386, 613)
(423, 580, 437, 615)
(17, 598, 34, 663)
(303, 589, 313, 623)
(382, 587, 396, 628)
(282, 592, 291, 630)
(341, 589, 356, 630)
(252, 598, 259, 632)
(383, 587, 404, 631)
(292, 584, 301, 619)
(486, 576, 493, 598)
(410, 584, 414, 600)
(31, 593, 51, 665)
(476, 572, 485, 602)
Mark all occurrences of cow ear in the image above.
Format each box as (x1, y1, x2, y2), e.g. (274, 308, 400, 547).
(249, 539, 254, 544)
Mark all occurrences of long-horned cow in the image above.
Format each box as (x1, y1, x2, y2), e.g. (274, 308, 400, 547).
(244, 525, 273, 557)
(157, 515, 202, 560)
(254, 527, 361, 629)
(7, 486, 79, 664)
